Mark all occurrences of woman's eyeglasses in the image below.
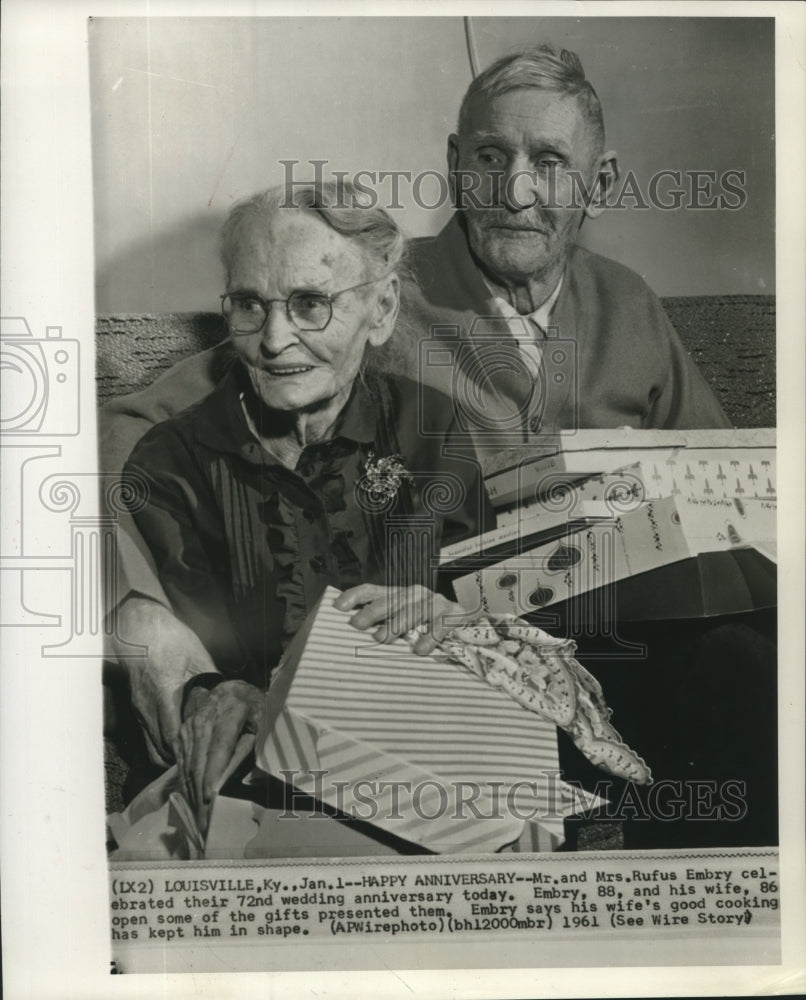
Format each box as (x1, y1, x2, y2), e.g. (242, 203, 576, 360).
(221, 276, 384, 334)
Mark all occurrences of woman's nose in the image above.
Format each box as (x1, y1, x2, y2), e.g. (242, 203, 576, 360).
(260, 303, 301, 354)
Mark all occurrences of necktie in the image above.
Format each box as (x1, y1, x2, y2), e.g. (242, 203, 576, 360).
(485, 311, 546, 436)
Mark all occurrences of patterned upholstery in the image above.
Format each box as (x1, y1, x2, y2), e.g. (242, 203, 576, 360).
(96, 296, 776, 427)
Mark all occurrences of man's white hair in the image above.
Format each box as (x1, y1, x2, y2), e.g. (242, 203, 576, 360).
(458, 45, 605, 154)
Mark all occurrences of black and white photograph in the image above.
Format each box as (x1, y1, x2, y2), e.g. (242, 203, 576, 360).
(1, 2, 805, 997)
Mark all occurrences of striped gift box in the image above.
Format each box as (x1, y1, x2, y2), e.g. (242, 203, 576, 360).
(256, 588, 597, 854)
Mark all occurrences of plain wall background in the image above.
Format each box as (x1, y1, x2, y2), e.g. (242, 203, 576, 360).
(89, 15, 774, 313)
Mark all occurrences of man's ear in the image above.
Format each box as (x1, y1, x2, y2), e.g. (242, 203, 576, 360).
(584, 150, 619, 220)
(447, 133, 460, 204)
(367, 274, 400, 348)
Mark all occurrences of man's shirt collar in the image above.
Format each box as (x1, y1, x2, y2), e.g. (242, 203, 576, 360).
(483, 273, 564, 334)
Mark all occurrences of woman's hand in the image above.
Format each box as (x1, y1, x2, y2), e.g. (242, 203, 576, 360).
(111, 595, 219, 767)
(176, 679, 263, 832)
(334, 584, 469, 655)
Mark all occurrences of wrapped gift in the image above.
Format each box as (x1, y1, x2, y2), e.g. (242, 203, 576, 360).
(482, 428, 776, 509)
(255, 588, 598, 854)
(447, 429, 777, 623)
(449, 494, 776, 621)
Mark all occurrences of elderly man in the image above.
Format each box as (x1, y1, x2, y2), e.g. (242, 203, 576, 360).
(104, 47, 773, 849)
(401, 47, 730, 433)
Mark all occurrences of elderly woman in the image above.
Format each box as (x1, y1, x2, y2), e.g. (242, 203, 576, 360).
(123, 181, 493, 823)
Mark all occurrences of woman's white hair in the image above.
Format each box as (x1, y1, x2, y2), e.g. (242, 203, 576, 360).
(220, 180, 408, 284)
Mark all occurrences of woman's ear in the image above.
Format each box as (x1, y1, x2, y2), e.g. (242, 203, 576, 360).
(584, 151, 619, 220)
(367, 274, 400, 347)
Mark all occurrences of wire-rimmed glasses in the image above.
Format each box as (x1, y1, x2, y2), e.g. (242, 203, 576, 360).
(220, 276, 385, 334)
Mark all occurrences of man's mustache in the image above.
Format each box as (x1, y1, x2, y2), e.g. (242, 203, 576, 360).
(474, 211, 555, 233)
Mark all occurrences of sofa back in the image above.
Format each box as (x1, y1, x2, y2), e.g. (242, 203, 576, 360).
(96, 296, 775, 426)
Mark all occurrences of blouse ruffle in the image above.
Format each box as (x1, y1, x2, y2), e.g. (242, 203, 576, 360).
(258, 439, 369, 650)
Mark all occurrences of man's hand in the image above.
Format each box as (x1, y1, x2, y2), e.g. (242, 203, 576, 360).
(109, 595, 218, 766)
(176, 680, 263, 832)
(334, 584, 469, 655)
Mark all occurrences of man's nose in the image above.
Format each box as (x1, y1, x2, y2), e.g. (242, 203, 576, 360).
(260, 303, 301, 354)
(501, 157, 542, 211)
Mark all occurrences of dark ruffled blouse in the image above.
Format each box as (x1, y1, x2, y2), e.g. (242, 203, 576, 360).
(124, 367, 493, 690)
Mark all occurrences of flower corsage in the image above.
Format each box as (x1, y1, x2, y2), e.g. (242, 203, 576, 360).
(359, 451, 413, 504)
